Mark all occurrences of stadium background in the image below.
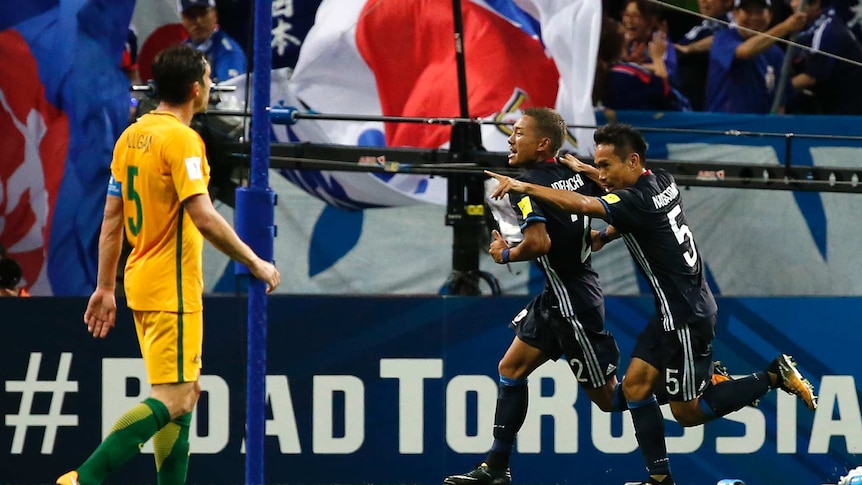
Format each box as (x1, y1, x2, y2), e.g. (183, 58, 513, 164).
(1, 0, 861, 484)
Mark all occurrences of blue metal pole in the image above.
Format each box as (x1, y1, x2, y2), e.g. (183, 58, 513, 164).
(238, 0, 273, 484)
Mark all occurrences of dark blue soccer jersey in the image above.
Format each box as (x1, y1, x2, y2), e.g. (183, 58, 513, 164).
(508, 160, 604, 316)
(597, 169, 717, 330)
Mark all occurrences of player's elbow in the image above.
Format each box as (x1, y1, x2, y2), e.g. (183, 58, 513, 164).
(184, 195, 221, 238)
(567, 197, 598, 218)
(192, 217, 217, 239)
(186, 207, 220, 240)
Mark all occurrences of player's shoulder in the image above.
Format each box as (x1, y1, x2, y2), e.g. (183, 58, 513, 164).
(526, 162, 596, 192)
(635, 169, 677, 197)
(144, 113, 200, 139)
(651, 167, 675, 184)
(602, 169, 673, 207)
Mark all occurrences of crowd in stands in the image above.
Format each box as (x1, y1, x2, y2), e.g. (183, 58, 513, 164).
(599, 0, 862, 114)
(124, 1, 862, 117)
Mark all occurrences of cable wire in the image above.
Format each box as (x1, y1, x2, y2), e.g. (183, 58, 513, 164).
(645, 0, 862, 68)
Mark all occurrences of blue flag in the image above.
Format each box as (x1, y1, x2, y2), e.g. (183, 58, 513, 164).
(0, 0, 135, 295)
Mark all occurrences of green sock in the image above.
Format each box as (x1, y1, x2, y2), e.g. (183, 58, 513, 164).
(77, 397, 170, 485)
(154, 412, 191, 485)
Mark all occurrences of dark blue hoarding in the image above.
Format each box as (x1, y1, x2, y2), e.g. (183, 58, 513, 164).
(1, 296, 859, 484)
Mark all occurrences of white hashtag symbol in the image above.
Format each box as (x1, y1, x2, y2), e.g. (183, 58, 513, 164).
(5, 352, 79, 453)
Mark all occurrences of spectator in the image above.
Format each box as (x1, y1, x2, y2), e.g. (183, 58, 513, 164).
(621, 0, 681, 84)
(595, 16, 690, 111)
(674, 0, 735, 109)
(0, 244, 28, 297)
(705, 0, 806, 113)
(122, 27, 140, 84)
(122, 27, 142, 122)
(787, 0, 862, 114)
(831, 0, 862, 43)
(180, 0, 246, 83)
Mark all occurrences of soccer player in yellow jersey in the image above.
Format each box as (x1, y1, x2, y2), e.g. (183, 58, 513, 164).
(57, 45, 280, 485)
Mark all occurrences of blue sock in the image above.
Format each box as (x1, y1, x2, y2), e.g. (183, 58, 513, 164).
(486, 376, 528, 470)
(700, 371, 770, 421)
(629, 396, 670, 478)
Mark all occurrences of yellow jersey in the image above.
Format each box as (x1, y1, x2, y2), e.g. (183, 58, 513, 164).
(109, 111, 210, 312)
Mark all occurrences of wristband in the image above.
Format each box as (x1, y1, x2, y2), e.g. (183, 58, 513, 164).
(502, 247, 511, 263)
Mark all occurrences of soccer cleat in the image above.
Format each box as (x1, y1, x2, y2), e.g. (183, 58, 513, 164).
(56, 471, 80, 485)
(712, 360, 731, 385)
(712, 360, 759, 407)
(443, 463, 512, 485)
(769, 354, 818, 411)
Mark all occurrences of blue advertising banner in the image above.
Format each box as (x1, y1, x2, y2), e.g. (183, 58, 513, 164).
(1, 296, 860, 484)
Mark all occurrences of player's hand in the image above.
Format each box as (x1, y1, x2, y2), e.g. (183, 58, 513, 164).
(488, 230, 510, 264)
(560, 153, 587, 172)
(252, 260, 280, 294)
(83, 288, 117, 338)
(485, 171, 525, 199)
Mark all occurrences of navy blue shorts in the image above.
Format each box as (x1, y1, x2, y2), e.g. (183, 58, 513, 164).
(509, 292, 620, 389)
(632, 314, 716, 402)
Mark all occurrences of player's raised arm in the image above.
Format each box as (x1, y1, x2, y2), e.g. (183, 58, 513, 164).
(559, 153, 602, 186)
(485, 170, 608, 220)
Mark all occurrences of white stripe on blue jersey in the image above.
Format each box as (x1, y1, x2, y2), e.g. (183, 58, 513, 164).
(623, 233, 675, 331)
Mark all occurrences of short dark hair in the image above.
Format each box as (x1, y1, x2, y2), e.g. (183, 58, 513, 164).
(523, 107, 566, 155)
(151, 44, 207, 105)
(594, 123, 647, 162)
(598, 16, 625, 65)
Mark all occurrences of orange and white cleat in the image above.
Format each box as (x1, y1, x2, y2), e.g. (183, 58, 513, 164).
(770, 353, 818, 411)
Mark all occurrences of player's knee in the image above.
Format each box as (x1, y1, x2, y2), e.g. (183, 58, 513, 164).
(180, 382, 201, 414)
(586, 382, 617, 412)
(621, 376, 652, 402)
(156, 382, 200, 418)
(670, 401, 704, 427)
(498, 359, 526, 380)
